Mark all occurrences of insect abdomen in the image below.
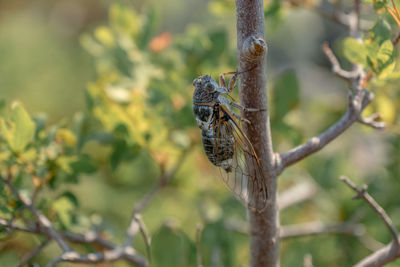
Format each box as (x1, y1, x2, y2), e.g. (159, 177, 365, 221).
(201, 124, 234, 172)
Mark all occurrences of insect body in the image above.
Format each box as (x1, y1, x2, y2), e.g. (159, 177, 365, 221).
(192, 71, 268, 211)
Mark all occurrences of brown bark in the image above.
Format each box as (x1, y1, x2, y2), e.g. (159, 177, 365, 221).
(235, 0, 279, 266)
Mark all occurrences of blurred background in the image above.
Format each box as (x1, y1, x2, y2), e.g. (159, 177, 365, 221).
(0, 0, 399, 266)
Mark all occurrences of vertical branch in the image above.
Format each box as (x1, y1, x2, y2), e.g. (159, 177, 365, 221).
(235, 0, 279, 266)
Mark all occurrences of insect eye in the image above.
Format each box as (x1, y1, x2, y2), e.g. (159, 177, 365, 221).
(205, 83, 214, 91)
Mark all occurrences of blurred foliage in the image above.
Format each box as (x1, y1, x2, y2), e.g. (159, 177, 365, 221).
(0, 0, 400, 266)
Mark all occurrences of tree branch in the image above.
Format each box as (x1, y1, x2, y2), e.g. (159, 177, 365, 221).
(354, 242, 400, 267)
(280, 221, 365, 239)
(0, 218, 148, 266)
(133, 148, 189, 214)
(278, 45, 384, 173)
(0, 148, 189, 266)
(340, 176, 399, 245)
(19, 239, 51, 267)
(224, 218, 382, 251)
(322, 43, 359, 81)
(340, 176, 400, 267)
(47, 246, 146, 267)
(3, 175, 72, 253)
(236, 0, 279, 266)
(279, 104, 357, 172)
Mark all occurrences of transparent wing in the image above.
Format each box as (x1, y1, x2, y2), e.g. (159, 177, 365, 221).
(203, 112, 268, 212)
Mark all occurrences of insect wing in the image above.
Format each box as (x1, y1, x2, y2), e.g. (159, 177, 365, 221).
(214, 117, 268, 212)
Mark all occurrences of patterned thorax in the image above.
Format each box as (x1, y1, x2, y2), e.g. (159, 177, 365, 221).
(192, 75, 220, 104)
(192, 75, 221, 130)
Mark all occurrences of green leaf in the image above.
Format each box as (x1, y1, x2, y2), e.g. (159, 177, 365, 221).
(200, 220, 238, 267)
(271, 70, 300, 121)
(373, 0, 388, 11)
(378, 62, 396, 78)
(70, 154, 97, 174)
(52, 196, 75, 229)
(109, 4, 140, 37)
(59, 191, 79, 207)
(264, 0, 281, 17)
(370, 19, 391, 45)
(152, 223, 196, 267)
(342, 38, 368, 67)
(110, 138, 140, 170)
(9, 103, 35, 153)
(0, 99, 6, 118)
(138, 7, 159, 49)
(112, 46, 133, 77)
(376, 40, 394, 67)
(95, 26, 114, 47)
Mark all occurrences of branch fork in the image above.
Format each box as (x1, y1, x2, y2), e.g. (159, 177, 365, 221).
(341, 176, 400, 266)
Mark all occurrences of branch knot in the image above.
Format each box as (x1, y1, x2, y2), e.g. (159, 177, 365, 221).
(241, 36, 267, 63)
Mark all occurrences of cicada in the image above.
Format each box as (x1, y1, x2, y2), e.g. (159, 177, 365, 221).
(192, 70, 268, 212)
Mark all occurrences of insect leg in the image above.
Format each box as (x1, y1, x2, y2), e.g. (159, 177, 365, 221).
(218, 71, 236, 88)
(231, 111, 251, 124)
(227, 72, 239, 93)
(219, 66, 258, 92)
(219, 103, 252, 124)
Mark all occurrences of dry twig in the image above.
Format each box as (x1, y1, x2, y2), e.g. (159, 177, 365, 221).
(341, 176, 400, 267)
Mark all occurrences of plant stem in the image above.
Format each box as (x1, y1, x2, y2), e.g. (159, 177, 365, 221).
(235, 0, 279, 266)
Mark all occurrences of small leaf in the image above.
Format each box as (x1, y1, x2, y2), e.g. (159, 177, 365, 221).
(138, 7, 159, 49)
(70, 154, 97, 174)
(152, 223, 196, 266)
(342, 38, 368, 67)
(370, 19, 391, 45)
(59, 191, 79, 207)
(376, 95, 396, 123)
(109, 4, 140, 37)
(9, 103, 35, 153)
(112, 46, 133, 77)
(373, 0, 388, 11)
(52, 196, 75, 229)
(56, 129, 77, 147)
(376, 40, 394, 68)
(95, 26, 114, 47)
(378, 62, 396, 78)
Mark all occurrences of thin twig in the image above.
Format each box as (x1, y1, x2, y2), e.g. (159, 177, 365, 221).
(280, 221, 365, 239)
(224, 218, 382, 251)
(3, 175, 72, 253)
(358, 113, 385, 130)
(47, 246, 147, 267)
(136, 215, 152, 263)
(133, 149, 189, 214)
(279, 106, 357, 172)
(322, 43, 359, 81)
(278, 30, 383, 173)
(340, 176, 399, 246)
(354, 241, 400, 267)
(0, 218, 147, 265)
(19, 239, 51, 266)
